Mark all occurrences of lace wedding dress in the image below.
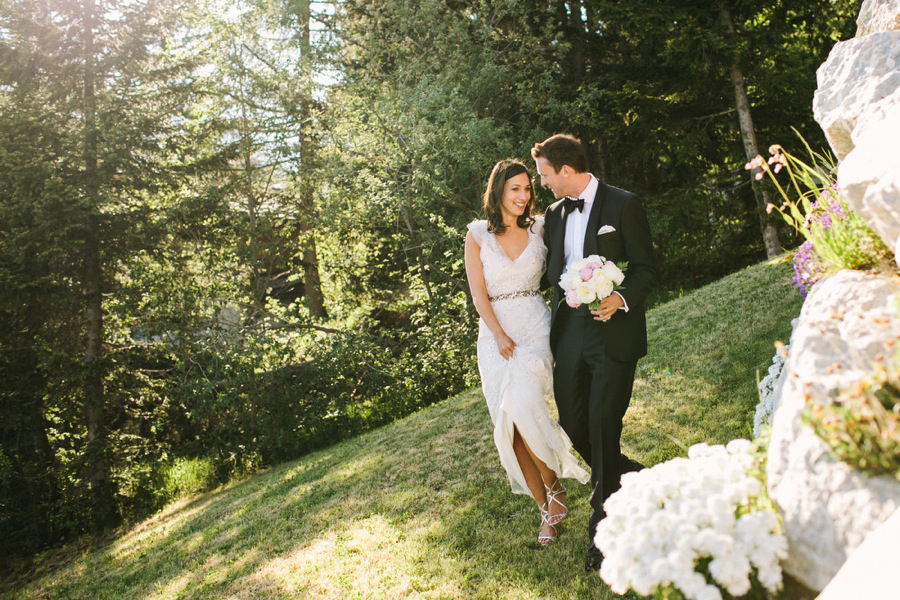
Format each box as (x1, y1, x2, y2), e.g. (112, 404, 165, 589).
(468, 216, 589, 496)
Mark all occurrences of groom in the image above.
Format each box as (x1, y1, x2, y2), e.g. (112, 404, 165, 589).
(532, 134, 657, 572)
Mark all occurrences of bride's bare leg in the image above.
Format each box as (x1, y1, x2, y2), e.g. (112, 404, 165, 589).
(512, 426, 547, 502)
(512, 428, 567, 522)
(512, 426, 558, 541)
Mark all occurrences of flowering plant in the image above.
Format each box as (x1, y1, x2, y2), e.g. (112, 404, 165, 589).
(558, 254, 626, 309)
(595, 440, 787, 600)
(746, 138, 891, 298)
(803, 353, 900, 479)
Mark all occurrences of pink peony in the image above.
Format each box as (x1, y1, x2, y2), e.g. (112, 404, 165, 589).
(566, 290, 579, 308)
(579, 267, 594, 281)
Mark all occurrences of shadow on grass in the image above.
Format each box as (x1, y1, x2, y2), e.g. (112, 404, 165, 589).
(626, 259, 802, 464)
(12, 391, 619, 598)
(9, 259, 802, 599)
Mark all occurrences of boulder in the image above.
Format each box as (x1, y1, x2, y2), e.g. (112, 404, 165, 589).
(766, 270, 900, 592)
(856, 0, 900, 36)
(837, 101, 900, 266)
(812, 31, 900, 162)
(816, 506, 900, 600)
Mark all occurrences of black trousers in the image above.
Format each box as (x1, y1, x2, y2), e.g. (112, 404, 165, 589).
(551, 307, 642, 539)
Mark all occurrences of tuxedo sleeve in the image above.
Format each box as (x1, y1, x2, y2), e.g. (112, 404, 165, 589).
(540, 210, 554, 291)
(618, 196, 657, 309)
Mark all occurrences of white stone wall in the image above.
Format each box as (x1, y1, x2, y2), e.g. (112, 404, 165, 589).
(766, 271, 900, 592)
(813, 0, 900, 262)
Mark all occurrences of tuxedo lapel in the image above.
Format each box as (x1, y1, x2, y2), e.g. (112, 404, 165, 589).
(583, 182, 605, 257)
(551, 206, 566, 283)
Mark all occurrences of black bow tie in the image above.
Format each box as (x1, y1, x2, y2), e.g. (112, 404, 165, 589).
(563, 196, 584, 213)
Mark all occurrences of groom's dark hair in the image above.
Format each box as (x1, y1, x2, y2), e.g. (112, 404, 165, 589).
(530, 134, 589, 173)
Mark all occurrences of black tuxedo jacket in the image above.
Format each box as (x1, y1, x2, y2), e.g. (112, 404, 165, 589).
(541, 182, 658, 361)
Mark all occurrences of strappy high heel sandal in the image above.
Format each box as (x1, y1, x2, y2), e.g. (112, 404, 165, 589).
(538, 501, 558, 546)
(544, 480, 568, 525)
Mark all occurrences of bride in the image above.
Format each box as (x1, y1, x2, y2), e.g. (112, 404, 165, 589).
(464, 158, 589, 545)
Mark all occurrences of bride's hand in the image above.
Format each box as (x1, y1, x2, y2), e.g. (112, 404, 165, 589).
(495, 332, 516, 360)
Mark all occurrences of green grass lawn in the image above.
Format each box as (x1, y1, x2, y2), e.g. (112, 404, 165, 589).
(2, 257, 803, 599)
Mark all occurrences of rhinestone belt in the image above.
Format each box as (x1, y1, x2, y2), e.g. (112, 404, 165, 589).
(489, 289, 540, 302)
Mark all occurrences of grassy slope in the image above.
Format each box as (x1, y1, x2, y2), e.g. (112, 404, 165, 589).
(3, 258, 802, 599)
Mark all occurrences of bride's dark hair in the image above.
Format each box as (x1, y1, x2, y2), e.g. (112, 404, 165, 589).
(483, 159, 536, 235)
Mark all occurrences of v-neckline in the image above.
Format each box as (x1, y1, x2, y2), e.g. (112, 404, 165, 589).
(492, 228, 532, 263)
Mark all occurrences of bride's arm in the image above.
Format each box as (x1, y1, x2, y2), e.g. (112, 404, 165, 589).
(464, 231, 516, 360)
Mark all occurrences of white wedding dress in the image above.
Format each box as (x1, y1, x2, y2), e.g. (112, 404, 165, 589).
(468, 216, 590, 496)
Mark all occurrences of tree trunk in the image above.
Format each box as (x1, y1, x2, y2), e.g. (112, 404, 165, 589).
(720, 5, 783, 258)
(403, 210, 434, 304)
(298, 0, 327, 319)
(80, 0, 118, 529)
(239, 66, 265, 316)
(566, 0, 586, 82)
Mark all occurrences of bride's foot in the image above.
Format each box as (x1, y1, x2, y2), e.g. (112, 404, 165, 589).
(544, 480, 568, 525)
(538, 502, 557, 546)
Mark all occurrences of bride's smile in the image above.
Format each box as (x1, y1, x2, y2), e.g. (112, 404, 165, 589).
(500, 172, 532, 220)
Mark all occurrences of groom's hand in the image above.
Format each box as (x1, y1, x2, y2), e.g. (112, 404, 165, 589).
(591, 294, 624, 322)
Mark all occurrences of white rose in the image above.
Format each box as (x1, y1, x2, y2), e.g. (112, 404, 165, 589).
(559, 269, 581, 291)
(601, 260, 625, 285)
(591, 270, 614, 299)
(575, 282, 596, 305)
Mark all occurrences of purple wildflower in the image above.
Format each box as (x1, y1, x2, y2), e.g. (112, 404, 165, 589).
(806, 185, 847, 232)
(791, 185, 850, 298)
(792, 240, 823, 299)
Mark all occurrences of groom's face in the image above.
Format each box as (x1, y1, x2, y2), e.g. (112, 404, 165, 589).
(535, 157, 569, 200)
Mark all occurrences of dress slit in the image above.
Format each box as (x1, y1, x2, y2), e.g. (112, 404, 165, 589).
(469, 216, 590, 496)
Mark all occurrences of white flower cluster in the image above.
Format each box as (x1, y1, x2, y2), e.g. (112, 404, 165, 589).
(753, 318, 797, 437)
(753, 349, 788, 437)
(595, 440, 787, 600)
(558, 254, 625, 309)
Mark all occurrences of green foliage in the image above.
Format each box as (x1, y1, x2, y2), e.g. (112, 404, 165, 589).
(803, 357, 900, 479)
(162, 457, 218, 500)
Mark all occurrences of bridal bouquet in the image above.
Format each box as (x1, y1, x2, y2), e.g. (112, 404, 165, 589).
(595, 440, 787, 600)
(559, 254, 626, 309)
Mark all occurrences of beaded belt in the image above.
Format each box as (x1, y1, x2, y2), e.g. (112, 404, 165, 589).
(489, 289, 540, 302)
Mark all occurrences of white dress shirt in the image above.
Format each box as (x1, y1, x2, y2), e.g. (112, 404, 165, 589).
(563, 175, 598, 267)
(563, 174, 629, 312)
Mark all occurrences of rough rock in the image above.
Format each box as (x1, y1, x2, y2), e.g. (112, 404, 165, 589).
(766, 270, 900, 592)
(856, 0, 900, 36)
(812, 31, 900, 162)
(816, 506, 900, 600)
(837, 100, 900, 265)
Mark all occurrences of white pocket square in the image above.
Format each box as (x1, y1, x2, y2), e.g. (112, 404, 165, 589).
(597, 225, 616, 235)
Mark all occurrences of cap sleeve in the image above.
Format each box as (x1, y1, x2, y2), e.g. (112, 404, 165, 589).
(532, 214, 545, 237)
(466, 220, 489, 246)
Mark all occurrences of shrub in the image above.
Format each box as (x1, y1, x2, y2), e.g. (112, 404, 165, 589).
(803, 356, 900, 479)
(162, 457, 217, 500)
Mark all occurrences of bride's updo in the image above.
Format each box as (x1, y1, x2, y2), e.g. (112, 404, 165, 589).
(483, 159, 536, 235)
